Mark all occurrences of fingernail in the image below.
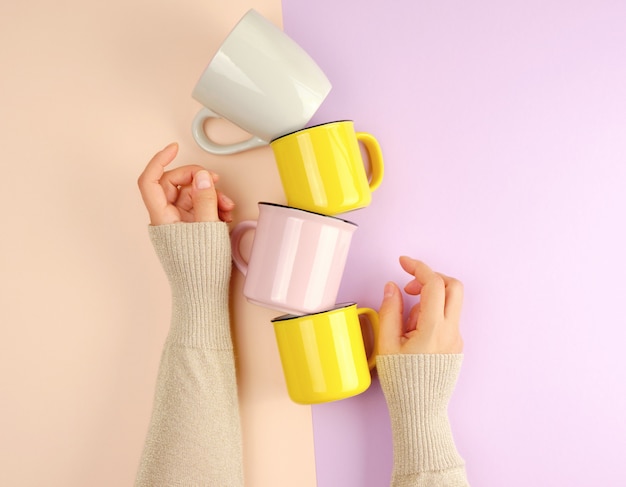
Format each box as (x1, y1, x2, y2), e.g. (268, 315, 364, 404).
(195, 170, 212, 189)
(384, 282, 396, 298)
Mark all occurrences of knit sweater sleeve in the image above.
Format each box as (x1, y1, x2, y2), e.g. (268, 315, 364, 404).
(377, 354, 469, 487)
(135, 222, 243, 487)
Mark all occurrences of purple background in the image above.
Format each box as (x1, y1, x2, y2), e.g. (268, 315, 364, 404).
(282, 0, 626, 485)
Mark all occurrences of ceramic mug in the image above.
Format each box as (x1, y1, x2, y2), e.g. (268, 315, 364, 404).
(191, 9, 332, 155)
(231, 202, 357, 315)
(270, 120, 384, 215)
(272, 303, 379, 404)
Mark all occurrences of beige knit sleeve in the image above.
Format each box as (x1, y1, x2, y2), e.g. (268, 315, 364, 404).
(135, 222, 244, 487)
(377, 354, 469, 487)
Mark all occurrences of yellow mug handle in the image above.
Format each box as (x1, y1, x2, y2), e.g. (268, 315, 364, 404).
(356, 132, 384, 192)
(357, 307, 379, 370)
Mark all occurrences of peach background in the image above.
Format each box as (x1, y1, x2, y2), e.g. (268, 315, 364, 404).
(0, 1, 316, 486)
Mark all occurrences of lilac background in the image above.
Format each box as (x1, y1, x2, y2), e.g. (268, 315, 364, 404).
(282, 0, 626, 485)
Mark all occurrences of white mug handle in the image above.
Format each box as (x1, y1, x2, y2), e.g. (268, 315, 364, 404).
(230, 220, 258, 275)
(192, 107, 268, 155)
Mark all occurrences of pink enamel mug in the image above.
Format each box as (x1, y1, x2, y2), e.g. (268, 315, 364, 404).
(231, 202, 357, 315)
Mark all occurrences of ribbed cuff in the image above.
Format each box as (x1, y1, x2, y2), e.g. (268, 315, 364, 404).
(148, 222, 232, 349)
(377, 354, 465, 476)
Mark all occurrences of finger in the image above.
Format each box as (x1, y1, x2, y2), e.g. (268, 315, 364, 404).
(405, 301, 421, 334)
(137, 143, 178, 218)
(218, 208, 234, 222)
(215, 191, 235, 222)
(377, 281, 404, 354)
(403, 278, 423, 295)
(438, 273, 464, 324)
(159, 165, 206, 203)
(399, 256, 437, 283)
(400, 257, 445, 330)
(218, 209, 233, 223)
(192, 170, 219, 222)
(408, 271, 463, 310)
(217, 191, 235, 212)
(174, 185, 194, 219)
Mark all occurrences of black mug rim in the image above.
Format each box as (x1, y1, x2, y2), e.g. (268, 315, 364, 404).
(270, 120, 354, 143)
(258, 202, 357, 227)
(271, 302, 356, 322)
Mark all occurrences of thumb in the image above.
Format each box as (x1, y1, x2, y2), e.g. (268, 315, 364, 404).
(378, 281, 404, 355)
(192, 170, 219, 222)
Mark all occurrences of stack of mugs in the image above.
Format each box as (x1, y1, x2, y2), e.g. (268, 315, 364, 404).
(191, 10, 385, 405)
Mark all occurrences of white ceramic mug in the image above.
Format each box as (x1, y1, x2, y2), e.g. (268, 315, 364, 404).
(231, 203, 357, 315)
(192, 9, 332, 155)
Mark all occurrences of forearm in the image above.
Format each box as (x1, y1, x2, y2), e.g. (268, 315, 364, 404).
(378, 354, 469, 487)
(135, 222, 243, 487)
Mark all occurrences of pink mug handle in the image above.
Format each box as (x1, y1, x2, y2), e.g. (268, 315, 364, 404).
(230, 220, 257, 275)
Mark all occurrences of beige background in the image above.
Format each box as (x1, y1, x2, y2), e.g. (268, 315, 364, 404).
(0, 0, 316, 485)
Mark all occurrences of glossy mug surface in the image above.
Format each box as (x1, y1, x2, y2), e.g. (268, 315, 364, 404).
(191, 9, 331, 155)
(231, 203, 357, 315)
(272, 303, 379, 404)
(270, 120, 384, 215)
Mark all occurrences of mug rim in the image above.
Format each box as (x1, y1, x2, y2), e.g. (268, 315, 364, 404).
(258, 202, 358, 227)
(271, 302, 356, 322)
(270, 120, 354, 143)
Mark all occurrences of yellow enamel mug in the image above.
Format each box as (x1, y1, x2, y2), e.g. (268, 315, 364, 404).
(271, 303, 379, 404)
(270, 121, 384, 215)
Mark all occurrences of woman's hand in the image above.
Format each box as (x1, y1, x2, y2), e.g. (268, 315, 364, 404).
(137, 143, 235, 225)
(378, 257, 464, 355)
